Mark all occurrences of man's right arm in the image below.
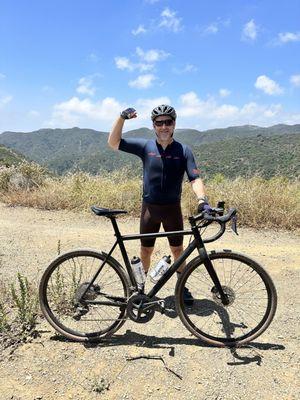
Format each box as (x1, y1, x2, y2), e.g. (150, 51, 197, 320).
(107, 116, 125, 150)
(107, 108, 137, 150)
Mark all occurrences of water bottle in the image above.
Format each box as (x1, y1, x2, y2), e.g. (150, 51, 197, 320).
(149, 255, 171, 283)
(131, 256, 146, 289)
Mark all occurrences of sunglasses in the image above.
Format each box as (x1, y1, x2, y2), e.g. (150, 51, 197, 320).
(154, 119, 174, 127)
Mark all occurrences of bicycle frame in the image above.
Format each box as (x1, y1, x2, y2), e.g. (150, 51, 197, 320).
(81, 215, 229, 305)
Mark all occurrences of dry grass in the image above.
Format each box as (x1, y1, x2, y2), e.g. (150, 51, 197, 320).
(1, 163, 299, 230)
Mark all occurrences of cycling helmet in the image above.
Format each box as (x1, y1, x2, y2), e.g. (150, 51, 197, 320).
(151, 104, 177, 121)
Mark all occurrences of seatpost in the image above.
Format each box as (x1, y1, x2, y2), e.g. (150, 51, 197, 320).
(108, 216, 122, 240)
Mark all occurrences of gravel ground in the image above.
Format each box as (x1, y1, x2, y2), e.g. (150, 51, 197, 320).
(0, 203, 299, 400)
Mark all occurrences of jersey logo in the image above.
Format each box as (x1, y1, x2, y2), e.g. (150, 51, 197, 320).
(148, 152, 156, 156)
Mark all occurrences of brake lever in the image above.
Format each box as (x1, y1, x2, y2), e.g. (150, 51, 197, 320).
(231, 214, 238, 235)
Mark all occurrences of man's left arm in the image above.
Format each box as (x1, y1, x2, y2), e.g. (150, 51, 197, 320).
(185, 146, 210, 210)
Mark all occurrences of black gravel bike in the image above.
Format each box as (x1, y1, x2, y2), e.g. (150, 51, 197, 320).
(39, 203, 277, 347)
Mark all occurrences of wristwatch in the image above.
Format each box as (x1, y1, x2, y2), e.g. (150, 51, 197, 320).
(197, 195, 208, 204)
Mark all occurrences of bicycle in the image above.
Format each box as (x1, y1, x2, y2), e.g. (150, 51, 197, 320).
(39, 203, 277, 347)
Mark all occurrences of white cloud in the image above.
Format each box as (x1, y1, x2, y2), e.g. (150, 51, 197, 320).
(76, 76, 96, 96)
(176, 91, 292, 128)
(88, 53, 100, 62)
(159, 8, 183, 32)
(203, 23, 218, 35)
(290, 74, 300, 87)
(136, 47, 169, 63)
(115, 57, 135, 72)
(278, 31, 300, 43)
(219, 88, 231, 98)
(28, 110, 40, 118)
(135, 96, 171, 120)
(48, 96, 125, 128)
(115, 47, 169, 76)
(47, 95, 173, 129)
(199, 18, 231, 36)
(42, 85, 55, 94)
(45, 91, 300, 131)
(115, 55, 154, 73)
(255, 75, 283, 95)
(132, 25, 147, 35)
(242, 19, 258, 41)
(173, 64, 198, 74)
(0, 95, 13, 107)
(129, 74, 156, 89)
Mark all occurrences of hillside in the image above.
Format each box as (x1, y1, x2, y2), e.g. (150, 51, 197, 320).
(0, 145, 28, 167)
(0, 124, 299, 178)
(195, 133, 300, 179)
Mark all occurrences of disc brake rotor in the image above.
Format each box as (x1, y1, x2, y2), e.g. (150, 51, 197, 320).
(211, 286, 236, 306)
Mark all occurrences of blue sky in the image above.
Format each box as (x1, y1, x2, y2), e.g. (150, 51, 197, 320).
(0, 0, 299, 132)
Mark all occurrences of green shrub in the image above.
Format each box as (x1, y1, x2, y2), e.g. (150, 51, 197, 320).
(10, 273, 38, 332)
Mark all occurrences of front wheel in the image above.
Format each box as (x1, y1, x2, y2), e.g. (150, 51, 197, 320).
(39, 249, 130, 342)
(175, 251, 277, 347)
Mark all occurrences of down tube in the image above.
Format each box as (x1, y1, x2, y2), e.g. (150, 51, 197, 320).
(147, 240, 197, 298)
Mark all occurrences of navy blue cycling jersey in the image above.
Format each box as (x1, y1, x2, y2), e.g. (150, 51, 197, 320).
(118, 138, 200, 204)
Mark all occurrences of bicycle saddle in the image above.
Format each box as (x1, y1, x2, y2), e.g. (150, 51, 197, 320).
(91, 205, 127, 217)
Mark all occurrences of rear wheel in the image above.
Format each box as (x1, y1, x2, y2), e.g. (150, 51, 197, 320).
(39, 249, 130, 342)
(175, 251, 277, 347)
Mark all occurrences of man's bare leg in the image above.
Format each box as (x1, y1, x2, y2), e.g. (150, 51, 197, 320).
(170, 245, 186, 272)
(140, 245, 154, 273)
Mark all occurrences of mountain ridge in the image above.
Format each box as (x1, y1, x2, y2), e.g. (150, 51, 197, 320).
(0, 124, 299, 178)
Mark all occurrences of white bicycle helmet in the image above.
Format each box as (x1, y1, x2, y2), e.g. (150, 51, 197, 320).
(151, 105, 177, 121)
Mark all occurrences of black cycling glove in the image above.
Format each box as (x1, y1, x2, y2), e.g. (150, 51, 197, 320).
(120, 108, 136, 120)
(198, 202, 213, 214)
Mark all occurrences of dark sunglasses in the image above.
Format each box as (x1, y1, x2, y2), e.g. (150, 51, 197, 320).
(154, 119, 174, 127)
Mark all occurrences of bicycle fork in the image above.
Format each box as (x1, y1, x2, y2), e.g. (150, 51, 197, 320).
(193, 224, 230, 306)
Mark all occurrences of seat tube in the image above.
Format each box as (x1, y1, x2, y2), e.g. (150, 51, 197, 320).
(109, 216, 136, 285)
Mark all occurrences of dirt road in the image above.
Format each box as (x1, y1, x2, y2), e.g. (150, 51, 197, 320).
(0, 203, 299, 400)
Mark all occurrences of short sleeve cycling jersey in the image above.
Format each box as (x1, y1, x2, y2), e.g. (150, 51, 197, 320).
(118, 138, 200, 204)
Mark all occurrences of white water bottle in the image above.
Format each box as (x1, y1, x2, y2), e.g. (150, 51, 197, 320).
(131, 256, 146, 289)
(149, 255, 171, 283)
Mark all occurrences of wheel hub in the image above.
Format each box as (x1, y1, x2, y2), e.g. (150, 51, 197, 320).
(211, 286, 235, 306)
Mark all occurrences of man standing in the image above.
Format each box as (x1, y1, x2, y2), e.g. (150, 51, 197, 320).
(108, 105, 211, 304)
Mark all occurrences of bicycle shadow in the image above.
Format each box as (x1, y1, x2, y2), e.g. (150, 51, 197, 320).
(49, 294, 284, 366)
(83, 330, 284, 366)
(50, 330, 284, 366)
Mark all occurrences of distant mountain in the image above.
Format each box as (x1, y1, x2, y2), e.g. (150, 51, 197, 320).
(0, 145, 28, 167)
(0, 124, 299, 178)
(194, 134, 300, 179)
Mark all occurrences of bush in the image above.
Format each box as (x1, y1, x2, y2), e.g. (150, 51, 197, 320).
(10, 273, 39, 332)
(0, 161, 49, 191)
(0, 168, 299, 230)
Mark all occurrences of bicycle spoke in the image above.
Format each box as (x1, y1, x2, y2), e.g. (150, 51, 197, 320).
(41, 251, 129, 340)
(177, 252, 276, 345)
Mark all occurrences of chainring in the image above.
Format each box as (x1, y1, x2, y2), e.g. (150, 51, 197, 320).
(127, 294, 155, 323)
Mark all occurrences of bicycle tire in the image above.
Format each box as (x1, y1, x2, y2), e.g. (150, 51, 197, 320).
(175, 251, 277, 347)
(39, 249, 130, 342)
